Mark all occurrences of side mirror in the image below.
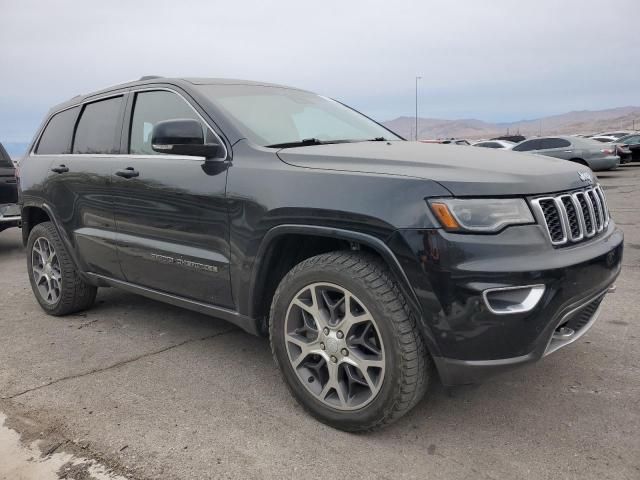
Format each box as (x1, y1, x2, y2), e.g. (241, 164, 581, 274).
(151, 119, 222, 158)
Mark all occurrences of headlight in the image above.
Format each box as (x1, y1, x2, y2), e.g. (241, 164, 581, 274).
(429, 198, 534, 232)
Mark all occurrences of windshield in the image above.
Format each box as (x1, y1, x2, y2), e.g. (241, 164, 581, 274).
(195, 84, 401, 147)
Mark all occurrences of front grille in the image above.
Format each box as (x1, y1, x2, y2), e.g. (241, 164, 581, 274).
(531, 186, 610, 246)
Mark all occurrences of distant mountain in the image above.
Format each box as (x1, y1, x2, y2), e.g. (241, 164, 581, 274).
(382, 106, 640, 140)
(1, 141, 29, 159)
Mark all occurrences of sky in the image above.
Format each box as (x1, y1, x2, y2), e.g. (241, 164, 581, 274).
(1, 0, 639, 144)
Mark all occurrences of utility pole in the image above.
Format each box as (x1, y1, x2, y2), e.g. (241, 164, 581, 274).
(415, 76, 422, 141)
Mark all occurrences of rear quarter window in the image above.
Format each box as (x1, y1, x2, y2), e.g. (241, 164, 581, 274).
(35, 107, 80, 155)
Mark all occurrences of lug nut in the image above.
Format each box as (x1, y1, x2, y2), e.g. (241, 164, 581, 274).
(320, 342, 325, 350)
(341, 348, 349, 356)
(323, 327, 330, 335)
(336, 331, 344, 339)
(330, 356, 337, 363)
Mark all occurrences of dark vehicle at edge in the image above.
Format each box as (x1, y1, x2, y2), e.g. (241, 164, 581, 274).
(18, 77, 623, 431)
(0, 142, 20, 232)
(613, 133, 640, 163)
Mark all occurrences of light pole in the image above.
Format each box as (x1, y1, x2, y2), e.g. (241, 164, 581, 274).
(415, 76, 422, 141)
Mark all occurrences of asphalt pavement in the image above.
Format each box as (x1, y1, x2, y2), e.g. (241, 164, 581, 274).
(1, 165, 639, 480)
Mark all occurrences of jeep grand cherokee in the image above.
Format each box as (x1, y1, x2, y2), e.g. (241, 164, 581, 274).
(18, 77, 623, 431)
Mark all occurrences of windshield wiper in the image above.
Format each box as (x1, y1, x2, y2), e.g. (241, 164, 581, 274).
(265, 138, 362, 149)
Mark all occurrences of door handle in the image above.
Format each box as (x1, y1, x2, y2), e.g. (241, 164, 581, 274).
(51, 164, 69, 174)
(115, 167, 139, 179)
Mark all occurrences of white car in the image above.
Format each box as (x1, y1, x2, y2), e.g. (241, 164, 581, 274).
(472, 139, 515, 149)
(590, 136, 617, 143)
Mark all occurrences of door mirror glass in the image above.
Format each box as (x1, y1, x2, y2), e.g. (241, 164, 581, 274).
(151, 119, 220, 158)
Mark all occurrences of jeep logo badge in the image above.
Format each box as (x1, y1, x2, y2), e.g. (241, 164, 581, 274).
(578, 171, 593, 184)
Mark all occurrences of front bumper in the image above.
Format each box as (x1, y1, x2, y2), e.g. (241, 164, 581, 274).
(387, 221, 623, 386)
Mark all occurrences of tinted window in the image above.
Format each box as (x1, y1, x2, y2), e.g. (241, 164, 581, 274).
(129, 91, 216, 155)
(73, 97, 123, 154)
(538, 138, 571, 149)
(35, 107, 80, 155)
(478, 142, 502, 148)
(0, 143, 12, 167)
(622, 135, 640, 144)
(513, 139, 540, 152)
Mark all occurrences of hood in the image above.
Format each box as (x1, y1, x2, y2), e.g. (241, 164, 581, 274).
(277, 141, 594, 196)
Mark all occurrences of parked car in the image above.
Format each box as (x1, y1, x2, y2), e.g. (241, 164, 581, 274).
(492, 134, 526, 143)
(613, 133, 640, 163)
(589, 131, 635, 140)
(19, 77, 622, 431)
(512, 136, 620, 170)
(421, 138, 470, 145)
(590, 136, 618, 143)
(472, 140, 515, 149)
(0, 142, 20, 233)
(441, 138, 470, 145)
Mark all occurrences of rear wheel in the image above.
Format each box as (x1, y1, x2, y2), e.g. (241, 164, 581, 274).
(269, 251, 431, 431)
(27, 222, 97, 315)
(570, 158, 588, 166)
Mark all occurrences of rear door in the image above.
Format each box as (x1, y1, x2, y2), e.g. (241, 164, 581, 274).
(112, 88, 232, 307)
(45, 94, 126, 279)
(535, 138, 573, 159)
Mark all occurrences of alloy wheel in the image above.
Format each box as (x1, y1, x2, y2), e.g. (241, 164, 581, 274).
(284, 282, 385, 410)
(31, 237, 62, 305)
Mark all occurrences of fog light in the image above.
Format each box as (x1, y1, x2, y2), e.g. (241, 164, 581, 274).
(482, 285, 545, 315)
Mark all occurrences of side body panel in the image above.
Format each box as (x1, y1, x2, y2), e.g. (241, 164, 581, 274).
(225, 140, 450, 318)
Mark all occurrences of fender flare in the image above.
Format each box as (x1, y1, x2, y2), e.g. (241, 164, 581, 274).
(249, 224, 441, 356)
(23, 202, 96, 285)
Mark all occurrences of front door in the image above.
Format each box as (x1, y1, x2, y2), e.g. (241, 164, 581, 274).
(112, 89, 233, 307)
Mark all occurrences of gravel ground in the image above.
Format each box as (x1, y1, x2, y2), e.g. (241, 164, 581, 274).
(0, 165, 639, 480)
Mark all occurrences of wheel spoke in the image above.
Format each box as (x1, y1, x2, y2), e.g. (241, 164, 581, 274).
(284, 281, 386, 411)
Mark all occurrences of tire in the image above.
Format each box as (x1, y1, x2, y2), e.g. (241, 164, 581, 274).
(27, 221, 97, 315)
(269, 251, 431, 432)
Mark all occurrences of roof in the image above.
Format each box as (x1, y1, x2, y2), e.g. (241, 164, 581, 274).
(48, 77, 304, 114)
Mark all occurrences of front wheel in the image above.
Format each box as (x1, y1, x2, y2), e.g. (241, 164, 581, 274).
(269, 251, 431, 431)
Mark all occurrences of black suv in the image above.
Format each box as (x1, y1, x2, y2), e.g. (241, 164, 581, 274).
(19, 78, 623, 431)
(0, 142, 20, 232)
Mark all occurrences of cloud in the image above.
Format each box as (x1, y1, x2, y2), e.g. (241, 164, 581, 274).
(1, 0, 638, 141)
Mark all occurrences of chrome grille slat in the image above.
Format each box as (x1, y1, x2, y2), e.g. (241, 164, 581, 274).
(532, 186, 609, 247)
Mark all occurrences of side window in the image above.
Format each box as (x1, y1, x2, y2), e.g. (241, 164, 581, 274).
(540, 138, 570, 149)
(129, 91, 215, 155)
(513, 140, 539, 152)
(486, 142, 502, 148)
(35, 107, 80, 155)
(73, 97, 123, 154)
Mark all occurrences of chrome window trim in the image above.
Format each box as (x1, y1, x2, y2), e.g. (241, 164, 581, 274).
(29, 86, 228, 161)
(30, 92, 126, 156)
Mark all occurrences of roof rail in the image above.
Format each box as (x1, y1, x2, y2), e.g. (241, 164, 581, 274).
(139, 75, 162, 81)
